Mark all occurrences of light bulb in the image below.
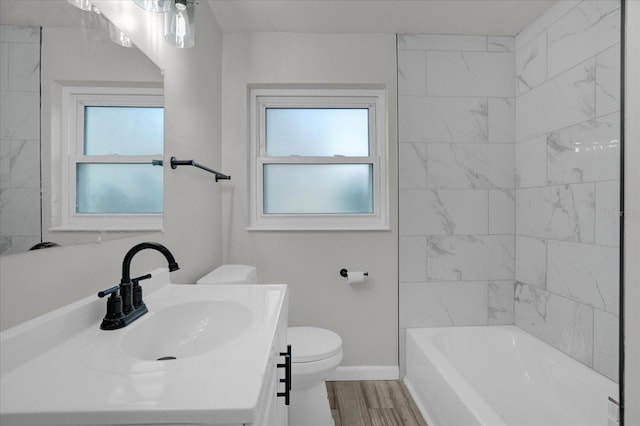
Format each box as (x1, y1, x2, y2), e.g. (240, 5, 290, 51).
(164, 0, 195, 48)
(134, 0, 171, 13)
(107, 21, 133, 48)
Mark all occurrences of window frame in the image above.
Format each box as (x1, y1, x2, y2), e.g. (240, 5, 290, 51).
(249, 88, 388, 230)
(60, 85, 164, 231)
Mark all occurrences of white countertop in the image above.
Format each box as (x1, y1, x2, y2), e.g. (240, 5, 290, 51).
(0, 269, 288, 426)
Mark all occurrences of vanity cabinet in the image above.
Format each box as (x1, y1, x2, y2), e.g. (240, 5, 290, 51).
(253, 297, 289, 426)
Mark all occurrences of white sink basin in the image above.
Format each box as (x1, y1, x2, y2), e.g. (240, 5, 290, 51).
(121, 299, 254, 360)
(0, 268, 288, 426)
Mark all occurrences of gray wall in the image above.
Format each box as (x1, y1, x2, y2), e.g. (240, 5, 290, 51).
(221, 33, 399, 370)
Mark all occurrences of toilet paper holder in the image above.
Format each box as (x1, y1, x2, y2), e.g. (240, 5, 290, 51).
(339, 268, 369, 278)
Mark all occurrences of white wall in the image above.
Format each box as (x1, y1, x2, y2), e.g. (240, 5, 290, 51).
(624, 0, 640, 423)
(221, 33, 398, 369)
(0, 3, 224, 330)
(513, 0, 621, 381)
(396, 33, 516, 374)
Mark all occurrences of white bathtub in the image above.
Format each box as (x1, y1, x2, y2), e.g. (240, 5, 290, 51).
(404, 326, 618, 426)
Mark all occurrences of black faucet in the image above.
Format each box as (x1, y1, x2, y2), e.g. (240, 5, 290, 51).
(97, 242, 180, 330)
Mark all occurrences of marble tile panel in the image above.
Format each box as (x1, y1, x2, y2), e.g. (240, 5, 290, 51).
(516, 183, 595, 243)
(427, 189, 489, 235)
(398, 50, 426, 96)
(10, 139, 40, 189)
(488, 280, 515, 325)
(515, 135, 547, 188)
(0, 91, 40, 140)
(0, 25, 40, 44)
(0, 187, 40, 235)
(427, 235, 514, 281)
(488, 36, 514, 52)
(400, 281, 489, 328)
(596, 43, 621, 117)
(426, 51, 514, 97)
(515, 1, 581, 50)
(8, 43, 40, 92)
(0, 141, 10, 188)
(516, 58, 596, 142)
(398, 34, 487, 51)
(399, 189, 431, 235)
(547, 239, 619, 315)
(398, 96, 488, 143)
(400, 189, 489, 236)
(595, 180, 620, 247)
(514, 282, 594, 366)
(488, 98, 515, 143)
(1, 42, 8, 92)
(427, 143, 514, 189)
(489, 189, 515, 235)
(399, 236, 427, 283)
(547, 112, 620, 185)
(399, 143, 427, 189)
(515, 235, 547, 290)
(0, 236, 10, 255)
(515, 31, 546, 96)
(593, 308, 619, 381)
(547, 0, 621, 78)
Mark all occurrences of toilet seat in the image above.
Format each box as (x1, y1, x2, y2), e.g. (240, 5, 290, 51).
(288, 327, 342, 363)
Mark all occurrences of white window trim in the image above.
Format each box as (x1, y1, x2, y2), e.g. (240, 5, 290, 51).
(249, 88, 389, 231)
(59, 85, 164, 231)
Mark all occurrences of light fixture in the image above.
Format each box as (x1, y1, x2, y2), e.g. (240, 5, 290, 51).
(134, 0, 171, 13)
(164, 0, 196, 49)
(107, 21, 134, 48)
(67, 0, 93, 11)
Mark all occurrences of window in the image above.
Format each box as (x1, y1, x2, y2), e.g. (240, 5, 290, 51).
(61, 86, 164, 230)
(249, 88, 388, 230)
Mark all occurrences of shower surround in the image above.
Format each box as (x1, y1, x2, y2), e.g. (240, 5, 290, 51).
(398, 0, 620, 381)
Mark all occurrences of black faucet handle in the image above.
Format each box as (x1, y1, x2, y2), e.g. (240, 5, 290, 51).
(131, 273, 152, 285)
(98, 285, 120, 298)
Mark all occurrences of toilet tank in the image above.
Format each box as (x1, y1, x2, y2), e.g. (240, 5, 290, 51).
(196, 264, 258, 284)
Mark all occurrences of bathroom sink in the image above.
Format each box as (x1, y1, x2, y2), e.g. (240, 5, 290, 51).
(0, 269, 289, 426)
(121, 299, 254, 360)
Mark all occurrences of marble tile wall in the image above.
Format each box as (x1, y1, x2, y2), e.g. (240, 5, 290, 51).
(397, 0, 620, 382)
(398, 33, 516, 372)
(514, 0, 621, 381)
(0, 25, 41, 254)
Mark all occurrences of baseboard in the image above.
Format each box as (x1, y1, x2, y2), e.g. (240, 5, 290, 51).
(327, 365, 399, 381)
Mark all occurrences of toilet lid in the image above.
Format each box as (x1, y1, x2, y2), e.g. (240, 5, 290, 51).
(287, 327, 342, 363)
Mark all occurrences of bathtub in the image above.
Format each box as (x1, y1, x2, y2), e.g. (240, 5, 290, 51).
(404, 326, 618, 426)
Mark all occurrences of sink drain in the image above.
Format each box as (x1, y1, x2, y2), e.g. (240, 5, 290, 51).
(156, 356, 177, 361)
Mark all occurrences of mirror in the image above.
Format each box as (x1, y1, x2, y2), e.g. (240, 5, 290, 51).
(0, 0, 164, 255)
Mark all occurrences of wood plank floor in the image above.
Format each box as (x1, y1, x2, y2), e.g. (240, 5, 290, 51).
(326, 381, 428, 426)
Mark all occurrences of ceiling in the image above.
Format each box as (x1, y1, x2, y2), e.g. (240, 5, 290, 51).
(0, 1, 557, 36)
(206, 0, 557, 36)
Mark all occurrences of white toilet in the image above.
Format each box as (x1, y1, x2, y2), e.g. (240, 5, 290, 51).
(196, 265, 343, 426)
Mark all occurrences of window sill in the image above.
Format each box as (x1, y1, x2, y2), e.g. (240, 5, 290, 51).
(49, 226, 163, 233)
(247, 225, 390, 232)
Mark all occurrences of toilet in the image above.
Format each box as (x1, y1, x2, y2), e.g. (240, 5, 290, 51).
(196, 265, 343, 426)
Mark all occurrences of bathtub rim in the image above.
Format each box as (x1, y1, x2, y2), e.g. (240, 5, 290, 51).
(404, 325, 619, 426)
